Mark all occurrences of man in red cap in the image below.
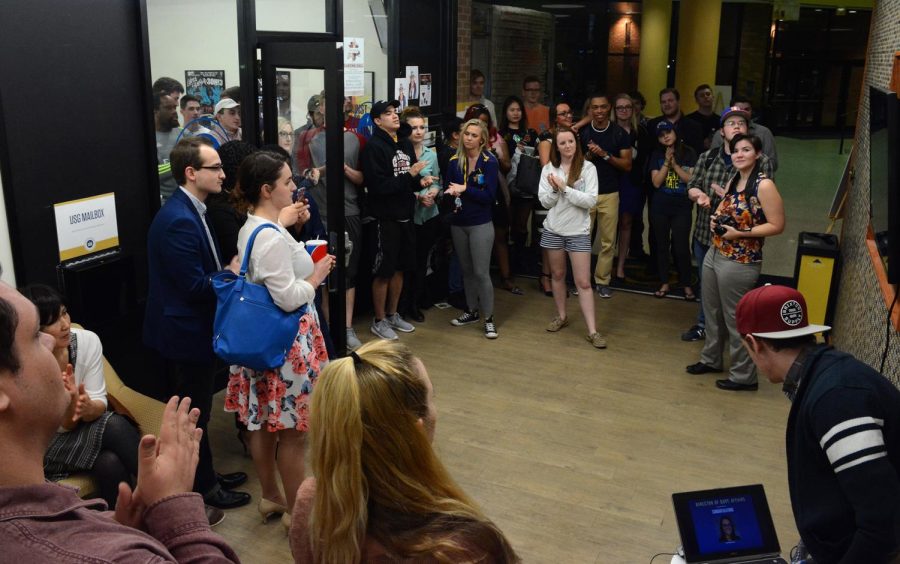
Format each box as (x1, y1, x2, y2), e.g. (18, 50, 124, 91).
(736, 284, 900, 564)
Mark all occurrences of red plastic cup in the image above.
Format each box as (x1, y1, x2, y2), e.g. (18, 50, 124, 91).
(305, 239, 328, 262)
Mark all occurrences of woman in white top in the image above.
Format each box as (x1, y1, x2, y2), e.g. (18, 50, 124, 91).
(21, 284, 140, 509)
(224, 150, 336, 528)
(538, 127, 606, 349)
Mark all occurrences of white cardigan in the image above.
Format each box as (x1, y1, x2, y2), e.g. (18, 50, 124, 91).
(236, 214, 317, 312)
(538, 160, 598, 237)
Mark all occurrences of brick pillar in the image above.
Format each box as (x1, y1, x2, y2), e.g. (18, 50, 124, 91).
(457, 0, 472, 111)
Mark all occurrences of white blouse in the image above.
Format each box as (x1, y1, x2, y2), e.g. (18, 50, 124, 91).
(538, 160, 599, 236)
(236, 214, 317, 312)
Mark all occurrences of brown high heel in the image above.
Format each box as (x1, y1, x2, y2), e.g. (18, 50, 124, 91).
(258, 498, 287, 523)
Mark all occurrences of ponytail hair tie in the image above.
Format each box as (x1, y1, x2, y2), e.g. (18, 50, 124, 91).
(350, 351, 362, 365)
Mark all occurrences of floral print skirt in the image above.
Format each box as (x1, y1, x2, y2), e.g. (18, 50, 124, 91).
(225, 307, 329, 432)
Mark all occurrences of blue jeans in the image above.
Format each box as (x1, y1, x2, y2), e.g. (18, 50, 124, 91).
(693, 239, 710, 328)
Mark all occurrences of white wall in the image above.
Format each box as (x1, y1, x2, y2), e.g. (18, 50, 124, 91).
(147, 0, 388, 125)
(0, 172, 16, 286)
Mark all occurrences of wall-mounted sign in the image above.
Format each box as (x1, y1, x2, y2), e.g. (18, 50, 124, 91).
(53, 193, 119, 262)
(344, 37, 365, 96)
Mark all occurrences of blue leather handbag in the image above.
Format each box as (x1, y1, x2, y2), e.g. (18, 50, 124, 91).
(212, 223, 306, 371)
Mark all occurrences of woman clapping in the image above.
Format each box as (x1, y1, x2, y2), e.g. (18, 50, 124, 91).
(538, 128, 606, 349)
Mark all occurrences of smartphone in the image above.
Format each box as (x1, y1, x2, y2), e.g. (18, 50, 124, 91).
(293, 187, 306, 204)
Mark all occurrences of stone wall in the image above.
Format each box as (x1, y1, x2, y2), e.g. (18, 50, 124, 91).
(487, 6, 554, 106)
(833, 0, 900, 381)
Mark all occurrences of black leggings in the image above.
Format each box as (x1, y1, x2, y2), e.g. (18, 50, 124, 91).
(92, 413, 141, 508)
(650, 206, 693, 287)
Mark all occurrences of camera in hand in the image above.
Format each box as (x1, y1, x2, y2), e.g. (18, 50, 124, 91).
(713, 214, 737, 236)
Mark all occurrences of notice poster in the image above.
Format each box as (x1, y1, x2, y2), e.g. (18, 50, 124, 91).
(344, 37, 365, 96)
(394, 78, 408, 110)
(54, 193, 119, 262)
(405, 65, 419, 101)
(185, 70, 225, 115)
(419, 73, 432, 108)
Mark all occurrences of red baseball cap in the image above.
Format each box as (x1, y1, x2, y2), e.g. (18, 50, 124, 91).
(736, 284, 831, 339)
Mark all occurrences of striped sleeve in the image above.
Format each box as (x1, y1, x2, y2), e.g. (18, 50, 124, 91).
(819, 416, 887, 473)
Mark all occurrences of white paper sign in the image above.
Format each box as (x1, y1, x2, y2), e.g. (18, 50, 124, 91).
(53, 193, 119, 261)
(344, 37, 365, 96)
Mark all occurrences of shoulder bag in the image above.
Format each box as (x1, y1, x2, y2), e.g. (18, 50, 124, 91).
(212, 223, 306, 371)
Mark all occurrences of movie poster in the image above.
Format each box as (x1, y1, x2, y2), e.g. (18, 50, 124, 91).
(419, 73, 432, 108)
(394, 78, 408, 110)
(185, 70, 225, 115)
(275, 71, 291, 120)
(405, 65, 419, 101)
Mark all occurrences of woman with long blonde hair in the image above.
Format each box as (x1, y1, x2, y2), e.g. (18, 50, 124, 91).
(290, 340, 518, 563)
(445, 118, 501, 339)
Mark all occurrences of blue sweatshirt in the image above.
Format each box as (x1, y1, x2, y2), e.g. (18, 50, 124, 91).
(446, 150, 498, 227)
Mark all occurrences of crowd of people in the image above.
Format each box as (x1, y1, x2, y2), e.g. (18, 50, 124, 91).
(0, 72, 894, 564)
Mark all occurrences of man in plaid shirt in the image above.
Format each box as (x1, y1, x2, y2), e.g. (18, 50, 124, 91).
(681, 107, 774, 342)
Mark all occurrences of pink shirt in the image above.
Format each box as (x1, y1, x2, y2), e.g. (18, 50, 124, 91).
(0, 483, 239, 563)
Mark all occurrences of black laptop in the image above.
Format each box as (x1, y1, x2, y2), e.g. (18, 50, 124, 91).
(671, 484, 788, 564)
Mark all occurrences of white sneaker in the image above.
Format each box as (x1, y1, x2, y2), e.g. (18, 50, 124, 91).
(370, 318, 398, 340)
(346, 327, 362, 351)
(483, 317, 498, 339)
(387, 312, 415, 333)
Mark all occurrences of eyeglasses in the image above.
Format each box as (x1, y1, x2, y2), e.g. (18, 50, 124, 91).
(278, 131, 293, 138)
(198, 164, 224, 171)
(615, 105, 633, 111)
(557, 111, 573, 116)
(723, 120, 745, 127)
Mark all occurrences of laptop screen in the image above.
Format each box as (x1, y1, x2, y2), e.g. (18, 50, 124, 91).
(672, 485, 781, 563)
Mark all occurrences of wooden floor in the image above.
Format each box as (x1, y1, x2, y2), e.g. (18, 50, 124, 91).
(207, 286, 798, 563)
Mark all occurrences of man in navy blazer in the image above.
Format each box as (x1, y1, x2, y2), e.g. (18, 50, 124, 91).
(144, 137, 250, 510)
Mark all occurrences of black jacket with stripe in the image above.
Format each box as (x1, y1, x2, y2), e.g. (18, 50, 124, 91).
(787, 346, 900, 564)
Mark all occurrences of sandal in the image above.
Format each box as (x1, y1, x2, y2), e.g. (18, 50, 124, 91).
(538, 273, 553, 297)
(654, 286, 669, 299)
(683, 288, 697, 302)
(502, 278, 524, 296)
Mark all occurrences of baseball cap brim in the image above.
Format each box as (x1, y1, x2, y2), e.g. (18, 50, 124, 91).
(752, 323, 831, 339)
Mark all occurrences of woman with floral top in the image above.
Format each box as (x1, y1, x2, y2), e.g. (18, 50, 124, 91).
(686, 134, 785, 391)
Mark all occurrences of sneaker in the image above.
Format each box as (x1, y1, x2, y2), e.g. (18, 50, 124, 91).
(346, 327, 362, 351)
(586, 332, 607, 349)
(370, 318, 398, 340)
(484, 317, 498, 339)
(546, 316, 569, 332)
(451, 310, 480, 326)
(597, 285, 612, 299)
(681, 325, 706, 342)
(386, 312, 415, 333)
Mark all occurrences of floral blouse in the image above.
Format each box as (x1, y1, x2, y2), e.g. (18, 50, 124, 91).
(713, 172, 769, 264)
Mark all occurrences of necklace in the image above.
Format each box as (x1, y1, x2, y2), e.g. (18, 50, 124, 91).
(590, 121, 610, 134)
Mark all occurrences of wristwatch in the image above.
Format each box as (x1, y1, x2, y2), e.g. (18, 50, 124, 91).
(602, 154, 610, 161)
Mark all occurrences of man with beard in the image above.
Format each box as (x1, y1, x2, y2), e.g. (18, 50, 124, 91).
(155, 91, 181, 202)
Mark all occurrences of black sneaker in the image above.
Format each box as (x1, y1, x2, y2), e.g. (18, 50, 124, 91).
(451, 310, 480, 326)
(681, 325, 706, 342)
(484, 316, 498, 339)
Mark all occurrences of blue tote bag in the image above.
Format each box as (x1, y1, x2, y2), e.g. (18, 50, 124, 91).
(212, 223, 306, 371)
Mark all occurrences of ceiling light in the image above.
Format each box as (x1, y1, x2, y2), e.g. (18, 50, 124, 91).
(542, 4, 584, 9)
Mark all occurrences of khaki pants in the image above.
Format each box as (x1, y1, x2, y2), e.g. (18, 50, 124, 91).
(589, 192, 619, 286)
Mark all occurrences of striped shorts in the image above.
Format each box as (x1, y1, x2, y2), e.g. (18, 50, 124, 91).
(540, 230, 592, 252)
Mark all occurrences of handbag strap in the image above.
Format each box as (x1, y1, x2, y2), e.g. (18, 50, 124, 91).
(240, 223, 281, 276)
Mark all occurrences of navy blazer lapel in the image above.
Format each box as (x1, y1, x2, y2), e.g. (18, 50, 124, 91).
(170, 188, 219, 271)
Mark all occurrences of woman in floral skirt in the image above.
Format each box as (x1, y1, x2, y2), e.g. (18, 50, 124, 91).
(225, 150, 335, 529)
